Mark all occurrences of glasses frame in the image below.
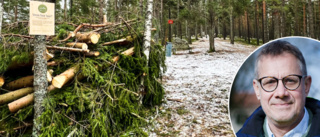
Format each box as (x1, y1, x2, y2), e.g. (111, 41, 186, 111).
(257, 74, 306, 92)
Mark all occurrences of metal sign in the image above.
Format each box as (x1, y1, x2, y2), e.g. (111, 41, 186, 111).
(168, 20, 173, 24)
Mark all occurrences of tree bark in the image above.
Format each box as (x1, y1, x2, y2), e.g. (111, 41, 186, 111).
(308, 0, 314, 38)
(143, 0, 153, 61)
(246, 10, 250, 44)
(281, 0, 285, 37)
(230, 5, 234, 44)
(32, 35, 48, 136)
(208, 0, 215, 52)
(46, 46, 90, 53)
(75, 32, 100, 44)
(99, 0, 104, 23)
(0, 0, 3, 35)
(64, 0, 67, 21)
(255, 0, 259, 45)
(0, 87, 34, 105)
(303, 4, 306, 36)
(66, 42, 88, 49)
(263, 0, 268, 42)
(5, 75, 34, 90)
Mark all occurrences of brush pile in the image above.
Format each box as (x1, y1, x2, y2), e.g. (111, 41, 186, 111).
(0, 19, 166, 136)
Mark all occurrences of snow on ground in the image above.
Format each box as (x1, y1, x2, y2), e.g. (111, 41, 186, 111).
(148, 37, 257, 137)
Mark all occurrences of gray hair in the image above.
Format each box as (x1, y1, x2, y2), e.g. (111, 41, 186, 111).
(254, 40, 307, 79)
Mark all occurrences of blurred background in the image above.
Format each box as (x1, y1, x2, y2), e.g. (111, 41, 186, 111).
(229, 37, 320, 133)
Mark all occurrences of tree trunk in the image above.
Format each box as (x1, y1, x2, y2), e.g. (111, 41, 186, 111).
(308, 0, 314, 38)
(0, 0, 3, 35)
(99, 0, 104, 23)
(140, 0, 144, 18)
(195, 22, 198, 40)
(70, 0, 73, 20)
(230, 6, 234, 44)
(32, 35, 48, 136)
(263, 0, 268, 42)
(64, 0, 67, 21)
(274, 11, 280, 39)
(246, 10, 250, 44)
(294, 0, 300, 35)
(239, 17, 242, 39)
(255, 0, 259, 45)
(115, 0, 119, 22)
(281, 0, 285, 37)
(168, 7, 172, 42)
(143, 0, 153, 61)
(303, 4, 306, 36)
(208, 0, 215, 52)
(187, 0, 192, 44)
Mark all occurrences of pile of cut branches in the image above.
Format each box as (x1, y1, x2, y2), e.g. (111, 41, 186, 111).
(0, 18, 166, 136)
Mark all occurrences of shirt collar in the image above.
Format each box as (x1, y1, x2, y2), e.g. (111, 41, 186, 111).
(266, 107, 309, 137)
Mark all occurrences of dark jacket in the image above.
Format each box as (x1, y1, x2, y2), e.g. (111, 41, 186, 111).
(236, 97, 320, 137)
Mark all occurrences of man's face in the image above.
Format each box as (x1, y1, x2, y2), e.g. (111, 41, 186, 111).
(253, 52, 312, 127)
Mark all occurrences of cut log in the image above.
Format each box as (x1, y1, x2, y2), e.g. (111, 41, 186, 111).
(5, 75, 34, 90)
(102, 38, 126, 46)
(84, 51, 100, 57)
(0, 76, 4, 88)
(59, 31, 75, 42)
(112, 47, 135, 62)
(8, 85, 56, 113)
(0, 87, 34, 105)
(47, 69, 53, 82)
(66, 42, 88, 50)
(75, 32, 100, 44)
(47, 61, 59, 66)
(7, 47, 135, 112)
(8, 93, 34, 113)
(102, 35, 136, 46)
(46, 49, 54, 61)
(46, 46, 90, 53)
(52, 66, 78, 88)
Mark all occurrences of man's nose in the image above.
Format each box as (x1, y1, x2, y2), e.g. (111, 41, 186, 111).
(274, 80, 289, 98)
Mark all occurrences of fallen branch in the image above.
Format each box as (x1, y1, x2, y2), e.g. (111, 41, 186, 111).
(47, 61, 59, 66)
(52, 66, 79, 88)
(8, 93, 34, 113)
(0, 123, 32, 134)
(8, 85, 56, 113)
(59, 32, 75, 42)
(84, 51, 100, 57)
(167, 98, 183, 103)
(46, 46, 90, 53)
(1, 34, 34, 39)
(4, 76, 34, 90)
(66, 42, 88, 50)
(0, 87, 34, 105)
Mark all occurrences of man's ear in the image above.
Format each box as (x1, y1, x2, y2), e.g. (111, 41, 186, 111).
(304, 76, 312, 96)
(253, 79, 261, 100)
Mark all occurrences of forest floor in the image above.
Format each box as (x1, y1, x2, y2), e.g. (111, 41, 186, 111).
(147, 37, 257, 137)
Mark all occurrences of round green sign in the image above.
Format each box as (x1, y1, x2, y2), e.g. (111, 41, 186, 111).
(38, 4, 47, 13)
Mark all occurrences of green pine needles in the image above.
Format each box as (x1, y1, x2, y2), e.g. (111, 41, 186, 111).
(0, 24, 166, 136)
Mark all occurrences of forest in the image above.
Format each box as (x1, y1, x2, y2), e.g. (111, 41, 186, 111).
(0, 0, 319, 136)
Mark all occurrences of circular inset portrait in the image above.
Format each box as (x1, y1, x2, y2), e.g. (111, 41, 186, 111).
(229, 37, 320, 136)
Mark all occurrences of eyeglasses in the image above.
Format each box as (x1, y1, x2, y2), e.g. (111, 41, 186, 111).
(257, 74, 306, 92)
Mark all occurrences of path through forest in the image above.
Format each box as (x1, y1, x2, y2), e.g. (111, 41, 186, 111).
(148, 37, 257, 136)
